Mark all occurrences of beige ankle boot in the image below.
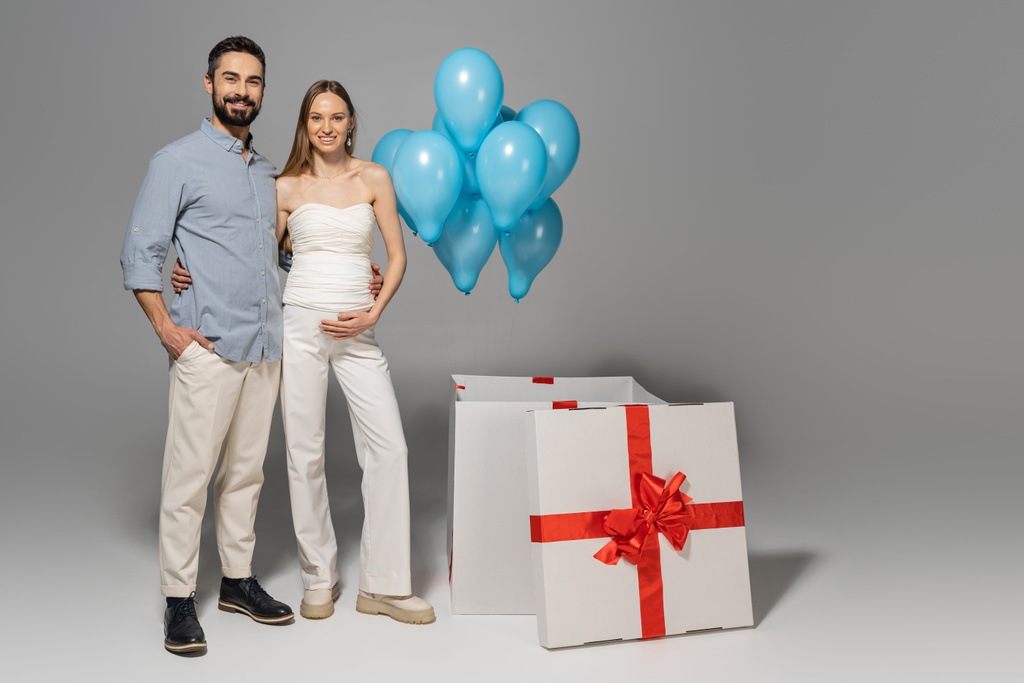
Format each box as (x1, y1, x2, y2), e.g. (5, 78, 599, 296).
(300, 582, 340, 619)
(355, 591, 435, 624)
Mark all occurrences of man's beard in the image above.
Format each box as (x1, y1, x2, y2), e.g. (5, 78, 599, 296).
(213, 93, 261, 127)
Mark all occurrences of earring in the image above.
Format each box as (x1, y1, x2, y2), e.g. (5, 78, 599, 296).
(347, 130, 352, 147)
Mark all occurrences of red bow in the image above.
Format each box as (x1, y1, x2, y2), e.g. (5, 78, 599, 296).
(594, 471, 693, 566)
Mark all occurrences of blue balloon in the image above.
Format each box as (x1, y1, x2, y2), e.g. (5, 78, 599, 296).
(476, 121, 547, 231)
(432, 111, 480, 196)
(499, 197, 562, 301)
(391, 131, 463, 244)
(371, 129, 417, 232)
(371, 129, 413, 172)
(487, 105, 517, 134)
(430, 107, 516, 197)
(498, 105, 517, 123)
(515, 100, 580, 212)
(434, 48, 503, 152)
(433, 193, 498, 293)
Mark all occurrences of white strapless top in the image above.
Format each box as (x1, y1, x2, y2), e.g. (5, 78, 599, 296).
(282, 202, 376, 312)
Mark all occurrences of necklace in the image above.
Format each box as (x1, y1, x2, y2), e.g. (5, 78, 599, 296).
(312, 160, 351, 180)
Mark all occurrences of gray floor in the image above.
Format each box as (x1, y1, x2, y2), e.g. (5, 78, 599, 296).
(6, 390, 1017, 681)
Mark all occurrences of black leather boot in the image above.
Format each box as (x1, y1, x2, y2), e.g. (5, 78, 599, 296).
(164, 592, 207, 654)
(218, 576, 294, 624)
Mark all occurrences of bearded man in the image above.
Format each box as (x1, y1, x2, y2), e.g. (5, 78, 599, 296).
(121, 36, 292, 655)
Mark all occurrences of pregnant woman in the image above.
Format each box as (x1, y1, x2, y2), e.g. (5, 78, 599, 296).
(275, 80, 432, 624)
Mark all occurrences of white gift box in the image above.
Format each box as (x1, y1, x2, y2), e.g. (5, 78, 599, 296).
(447, 374, 663, 614)
(526, 403, 753, 648)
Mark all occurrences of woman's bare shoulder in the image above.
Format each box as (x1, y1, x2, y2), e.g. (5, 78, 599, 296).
(276, 174, 301, 192)
(355, 160, 393, 193)
(276, 174, 308, 211)
(355, 159, 389, 181)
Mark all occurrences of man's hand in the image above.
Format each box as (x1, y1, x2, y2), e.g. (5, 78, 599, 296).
(369, 263, 383, 299)
(171, 259, 191, 293)
(157, 319, 213, 359)
(178, 260, 378, 297)
(321, 310, 379, 340)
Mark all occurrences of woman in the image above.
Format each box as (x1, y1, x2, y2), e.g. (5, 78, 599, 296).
(178, 80, 432, 623)
(274, 80, 433, 624)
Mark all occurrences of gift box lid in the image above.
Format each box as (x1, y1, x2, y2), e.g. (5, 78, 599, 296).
(526, 403, 753, 648)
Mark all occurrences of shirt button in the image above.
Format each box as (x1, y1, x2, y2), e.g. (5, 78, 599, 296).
(258, 244, 263, 249)
(256, 218, 260, 222)
(133, 227, 139, 232)
(262, 321, 266, 327)
(252, 191, 256, 195)
(260, 270, 265, 276)
(262, 298, 266, 303)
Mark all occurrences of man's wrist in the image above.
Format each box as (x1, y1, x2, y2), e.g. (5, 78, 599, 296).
(155, 317, 179, 342)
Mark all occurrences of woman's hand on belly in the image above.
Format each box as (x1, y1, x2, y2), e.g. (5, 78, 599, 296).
(320, 310, 380, 340)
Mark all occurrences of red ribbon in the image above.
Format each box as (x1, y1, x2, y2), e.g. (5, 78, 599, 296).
(529, 404, 745, 639)
(594, 471, 693, 565)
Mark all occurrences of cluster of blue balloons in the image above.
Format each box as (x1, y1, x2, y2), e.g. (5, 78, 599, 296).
(372, 48, 580, 301)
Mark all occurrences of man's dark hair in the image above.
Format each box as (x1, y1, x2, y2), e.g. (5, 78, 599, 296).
(207, 36, 266, 80)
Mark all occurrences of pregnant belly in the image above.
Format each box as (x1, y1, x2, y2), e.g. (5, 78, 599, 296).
(283, 253, 374, 311)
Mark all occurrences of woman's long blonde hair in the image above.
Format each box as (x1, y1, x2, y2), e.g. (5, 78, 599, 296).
(279, 80, 358, 178)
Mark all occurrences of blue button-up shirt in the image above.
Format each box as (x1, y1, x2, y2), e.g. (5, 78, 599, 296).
(121, 119, 283, 363)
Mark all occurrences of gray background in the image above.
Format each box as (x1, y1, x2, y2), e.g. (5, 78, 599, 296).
(1, 0, 1019, 680)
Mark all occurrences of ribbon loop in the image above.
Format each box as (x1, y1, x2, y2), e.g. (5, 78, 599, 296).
(594, 470, 694, 565)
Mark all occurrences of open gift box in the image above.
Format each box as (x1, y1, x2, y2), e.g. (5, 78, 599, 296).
(526, 403, 753, 648)
(447, 374, 663, 614)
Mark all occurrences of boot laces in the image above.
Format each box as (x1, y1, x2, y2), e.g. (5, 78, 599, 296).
(175, 591, 199, 620)
(241, 575, 268, 596)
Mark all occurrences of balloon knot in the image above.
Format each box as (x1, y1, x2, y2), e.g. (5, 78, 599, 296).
(464, 291, 471, 296)
(513, 298, 520, 304)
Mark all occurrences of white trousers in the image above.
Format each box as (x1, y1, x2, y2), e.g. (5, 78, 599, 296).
(159, 341, 281, 597)
(281, 305, 412, 596)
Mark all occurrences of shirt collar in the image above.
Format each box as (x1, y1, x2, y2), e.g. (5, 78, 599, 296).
(200, 118, 257, 156)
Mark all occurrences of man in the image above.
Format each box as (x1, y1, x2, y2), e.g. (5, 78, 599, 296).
(121, 36, 292, 656)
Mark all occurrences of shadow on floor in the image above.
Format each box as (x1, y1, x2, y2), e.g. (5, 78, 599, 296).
(748, 550, 815, 626)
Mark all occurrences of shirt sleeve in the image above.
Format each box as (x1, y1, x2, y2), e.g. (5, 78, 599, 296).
(120, 151, 187, 291)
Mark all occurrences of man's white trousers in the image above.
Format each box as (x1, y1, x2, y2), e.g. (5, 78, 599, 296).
(159, 341, 281, 597)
